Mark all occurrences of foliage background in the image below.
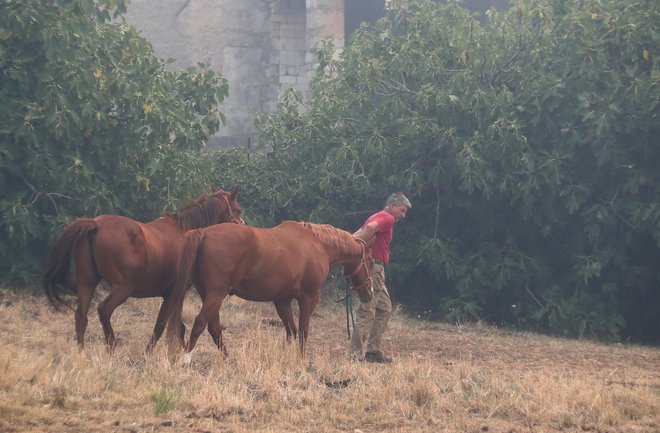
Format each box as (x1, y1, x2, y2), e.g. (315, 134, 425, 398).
(1, 0, 658, 343)
(1, 0, 227, 283)
(231, 0, 660, 342)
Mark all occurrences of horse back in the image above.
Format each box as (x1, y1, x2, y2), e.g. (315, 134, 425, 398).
(195, 223, 330, 300)
(82, 215, 184, 292)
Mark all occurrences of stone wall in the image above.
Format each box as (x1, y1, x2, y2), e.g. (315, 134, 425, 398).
(125, 0, 344, 151)
(124, 1, 508, 150)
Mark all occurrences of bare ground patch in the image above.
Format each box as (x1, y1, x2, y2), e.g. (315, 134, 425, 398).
(0, 288, 658, 433)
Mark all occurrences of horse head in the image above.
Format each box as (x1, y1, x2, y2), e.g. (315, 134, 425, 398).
(343, 238, 374, 303)
(210, 185, 245, 225)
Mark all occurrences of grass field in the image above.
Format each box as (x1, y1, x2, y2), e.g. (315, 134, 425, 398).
(0, 287, 658, 433)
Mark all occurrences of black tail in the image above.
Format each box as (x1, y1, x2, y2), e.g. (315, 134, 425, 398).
(42, 218, 98, 311)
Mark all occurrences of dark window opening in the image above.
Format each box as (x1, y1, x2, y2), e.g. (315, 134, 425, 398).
(344, 0, 386, 43)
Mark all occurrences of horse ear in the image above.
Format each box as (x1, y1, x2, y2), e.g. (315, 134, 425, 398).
(230, 186, 240, 200)
(211, 184, 219, 193)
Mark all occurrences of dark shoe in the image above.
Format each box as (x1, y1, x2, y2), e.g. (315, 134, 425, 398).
(364, 351, 392, 364)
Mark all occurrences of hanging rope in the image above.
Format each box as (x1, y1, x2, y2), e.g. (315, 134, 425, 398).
(332, 280, 356, 339)
(346, 287, 355, 339)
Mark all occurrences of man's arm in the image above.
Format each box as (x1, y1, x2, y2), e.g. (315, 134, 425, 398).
(353, 221, 379, 243)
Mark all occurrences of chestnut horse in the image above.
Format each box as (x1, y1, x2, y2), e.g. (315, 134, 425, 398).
(42, 186, 244, 351)
(165, 221, 374, 356)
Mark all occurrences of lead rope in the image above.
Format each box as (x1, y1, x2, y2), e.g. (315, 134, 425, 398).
(345, 282, 356, 339)
(333, 279, 356, 339)
(345, 286, 351, 339)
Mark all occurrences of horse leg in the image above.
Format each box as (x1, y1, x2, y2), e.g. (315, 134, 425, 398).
(186, 293, 225, 353)
(97, 287, 131, 350)
(207, 311, 228, 357)
(196, 286, 227, 355)
(145, 295, 181, 354)
(73, 243, 100, 350)
(74, 282, 96, 350)
(296, 294, 320, 356)
(274, 300, 297, 341)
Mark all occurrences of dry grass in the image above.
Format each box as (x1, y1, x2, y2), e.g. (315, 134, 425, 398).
(0, 288, 658, 433)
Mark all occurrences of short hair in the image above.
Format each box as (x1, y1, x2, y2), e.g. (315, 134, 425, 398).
(385, 192, 411, 209)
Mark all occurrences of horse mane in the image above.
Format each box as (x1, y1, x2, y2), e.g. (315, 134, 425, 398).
(299, 222, 361, 257)
(175, 192, 227, 230)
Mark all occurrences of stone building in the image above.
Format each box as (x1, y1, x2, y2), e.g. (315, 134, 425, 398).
(125, 0, 348, 150)
(125, 0, 509, 150)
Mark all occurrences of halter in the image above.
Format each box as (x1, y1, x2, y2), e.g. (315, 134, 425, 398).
(343, 238, 372, 292)
(221, 194, 245, 224)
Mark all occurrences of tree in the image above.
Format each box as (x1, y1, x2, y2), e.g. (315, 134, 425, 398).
(510, 0, 660, 341)
(0, 0, 228, 284)
(253, 0, 659, 341)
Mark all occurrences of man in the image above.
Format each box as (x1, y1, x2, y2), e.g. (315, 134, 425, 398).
(349, 192, 411, 363)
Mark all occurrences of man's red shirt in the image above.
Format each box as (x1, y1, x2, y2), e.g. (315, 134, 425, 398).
(362, 210, 395, 264)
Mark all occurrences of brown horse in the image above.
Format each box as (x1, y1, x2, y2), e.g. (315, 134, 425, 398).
(42, 186, 244, 351)
(165, 221, 374, 356)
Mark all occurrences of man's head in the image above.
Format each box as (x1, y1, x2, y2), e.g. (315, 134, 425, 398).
(384, 193, 411, 221)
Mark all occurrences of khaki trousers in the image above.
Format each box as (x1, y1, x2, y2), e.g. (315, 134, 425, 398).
(349, 263, 392, 357)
